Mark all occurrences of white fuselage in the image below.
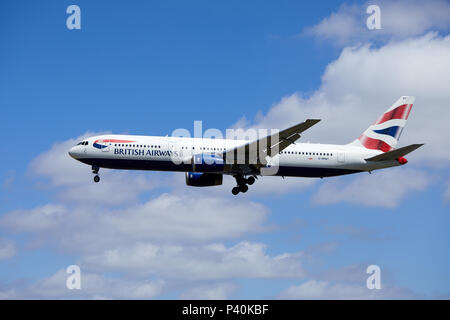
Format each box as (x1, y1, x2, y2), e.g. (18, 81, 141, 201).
(68, 134, 401, 178)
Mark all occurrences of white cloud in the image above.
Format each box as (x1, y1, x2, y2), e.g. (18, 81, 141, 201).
(277, 280, 418, 299)
(302, 3, 363, 46)
(0, 269, 165, 299)
(248, 176, 316, 196)
(0, 204, 67, 233)
(277, 263, 420, 299)
(82, 241, 305, 280)
(0, 193, 269, 252)
(180, 283, 238, 300)
(302, 0, 450, 46)
(0, 238, 16, 260)
(312, 168, 431, 207)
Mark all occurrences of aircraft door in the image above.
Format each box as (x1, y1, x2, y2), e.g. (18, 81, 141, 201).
(337, 151, 345, 163)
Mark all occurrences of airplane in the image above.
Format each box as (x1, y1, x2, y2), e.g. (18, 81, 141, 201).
(68, 96, 423, 195)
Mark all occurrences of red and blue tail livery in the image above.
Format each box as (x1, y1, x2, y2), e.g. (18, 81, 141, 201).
(351, 96, 414, 152)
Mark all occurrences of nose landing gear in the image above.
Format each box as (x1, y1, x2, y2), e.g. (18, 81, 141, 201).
(92, 165, 100, 183)
(231, 175, 256, 195)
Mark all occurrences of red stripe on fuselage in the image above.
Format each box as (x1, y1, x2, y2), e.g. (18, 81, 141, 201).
(94, 139, 136, 144)
(375, 104, 412, 125)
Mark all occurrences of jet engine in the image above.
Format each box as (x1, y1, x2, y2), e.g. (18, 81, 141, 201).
(185, 172, 223, 187)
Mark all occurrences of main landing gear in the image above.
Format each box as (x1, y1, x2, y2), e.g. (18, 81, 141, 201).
(92, 165, 100, 183)
(231, 175, 256, 195)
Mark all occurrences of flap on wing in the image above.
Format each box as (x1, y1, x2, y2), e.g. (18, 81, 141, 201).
(224, 119, 320, 164)
(267, 133, 300, 156)
(365, 143, 424, 162)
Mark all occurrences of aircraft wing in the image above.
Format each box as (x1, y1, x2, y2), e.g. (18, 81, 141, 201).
(224, 119, 321, 165)
(365, 143, 424, 161)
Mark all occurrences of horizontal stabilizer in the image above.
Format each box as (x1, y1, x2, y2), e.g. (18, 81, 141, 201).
(365, 143, 424, 162)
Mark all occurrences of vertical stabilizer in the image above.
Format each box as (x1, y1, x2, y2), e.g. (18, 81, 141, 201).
(348, 96, 414, 152)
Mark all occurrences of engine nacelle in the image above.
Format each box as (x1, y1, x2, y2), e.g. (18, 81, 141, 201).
(185, 172, 223, 187)
(192, 153, 225, 173)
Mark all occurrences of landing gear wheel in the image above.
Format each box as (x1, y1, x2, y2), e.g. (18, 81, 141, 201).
(232, 187, 240, 195)
(246, 176, 255, 185)
(239, 184, 248, 193)
(94, 175, 100, 183)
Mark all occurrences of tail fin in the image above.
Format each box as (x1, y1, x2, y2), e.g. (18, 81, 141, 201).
(348, 96, 414, 152)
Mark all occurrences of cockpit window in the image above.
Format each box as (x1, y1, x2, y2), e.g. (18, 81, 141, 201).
(77, 141, 88, 146)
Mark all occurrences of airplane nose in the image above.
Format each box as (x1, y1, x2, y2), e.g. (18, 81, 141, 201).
(68, 147, 77, 159)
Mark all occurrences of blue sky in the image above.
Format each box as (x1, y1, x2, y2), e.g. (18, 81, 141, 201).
(0, 0, 449, 299)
